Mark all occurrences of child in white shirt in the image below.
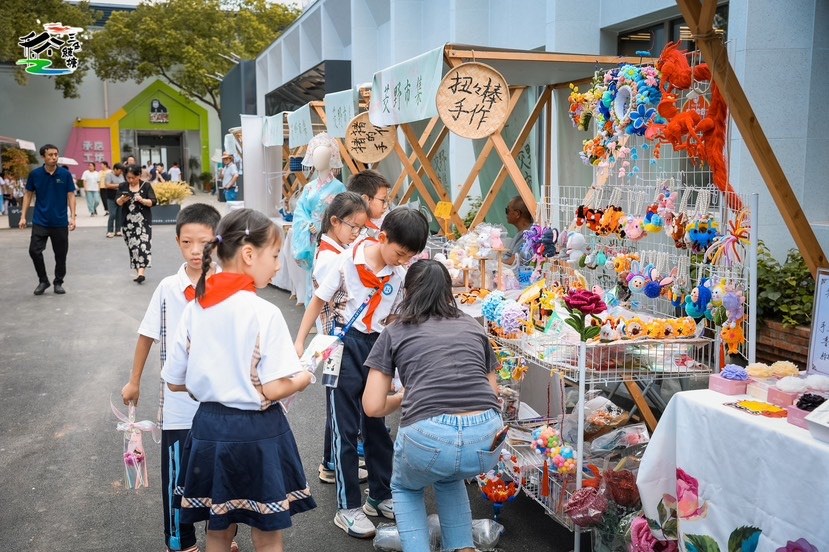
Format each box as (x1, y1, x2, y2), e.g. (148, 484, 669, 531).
(161, 208, 316, 551)
(312, 191, 368, 485)
(121, 203, 221, 552)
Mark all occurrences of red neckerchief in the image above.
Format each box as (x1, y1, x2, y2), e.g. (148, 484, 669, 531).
(354, 242, 390, 332)
(316, 239, 341, 256)
(197, 273, 256, 308)
(365, 219, 380, 230)
(184, 285, 196, 302)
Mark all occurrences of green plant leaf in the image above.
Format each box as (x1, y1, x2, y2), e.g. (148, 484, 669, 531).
(663, 518, 678, 539)
(583, 326, 601, 341)
(764, 291, 782, 301)
(564, 318, 583, 335)
(657, 500, 669, 525)
(647, 517, 662, 532)
(685, 534, 720, 552)
(727, 526, 761, 552)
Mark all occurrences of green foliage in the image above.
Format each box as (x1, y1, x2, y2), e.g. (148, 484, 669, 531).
(0, 0, 99, 98)
(756, 241, 815, 327)
(86, 0, 300, 116)
(463, 195, 483, 229)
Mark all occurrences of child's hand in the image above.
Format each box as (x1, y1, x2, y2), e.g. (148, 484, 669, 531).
(121, 381, 140, 405)
(295, 371, 314, 392)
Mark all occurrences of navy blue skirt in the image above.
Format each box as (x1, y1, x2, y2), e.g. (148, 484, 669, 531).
(176, 402, 316, 531)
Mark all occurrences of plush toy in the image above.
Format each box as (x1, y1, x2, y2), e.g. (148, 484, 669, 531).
(669, 212, 688, 249)
(623, 317, 647, 339)
(585, 208, 604, 233)
(686, 217, 720, 253)
(656, 191, 676, 228)
(672, 317, 698, 338)
(684, 279, 712, 319)
(642, 267, 677, 299)
(657, 41, 693, 92)
(721, 321, 745, 354)
(642, 203, 664, 234)
(626, 261, 651, 293)
(623, 216, 647, 241)
(722, 288, 745, 328)
(598, 206, 625, 237)
(646, 319, 667, 339)
(566, 232, 587, 264)
(538, 227, 559, 258)
(599, 318, 622, 342)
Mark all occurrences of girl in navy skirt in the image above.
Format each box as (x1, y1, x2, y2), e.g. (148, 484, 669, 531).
(161, 208, 316, 551)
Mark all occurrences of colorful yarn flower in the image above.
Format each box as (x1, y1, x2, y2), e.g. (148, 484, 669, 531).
(721, 364, 748, 381)
(498, 301, 528, 334)
(481, 291, 505, 322)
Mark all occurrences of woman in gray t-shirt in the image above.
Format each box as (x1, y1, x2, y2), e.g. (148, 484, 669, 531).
(363, 259, 504, 552)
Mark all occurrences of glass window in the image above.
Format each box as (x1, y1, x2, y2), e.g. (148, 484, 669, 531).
(618, 23, 666, 57)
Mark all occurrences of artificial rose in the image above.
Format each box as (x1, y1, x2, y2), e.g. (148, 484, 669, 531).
(776, 538, 819, 552)
(676, 468, 708, 520)
(564, 289, 607, 316)
(630, 516, 678, 552)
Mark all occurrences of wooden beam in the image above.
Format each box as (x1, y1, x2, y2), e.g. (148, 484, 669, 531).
(624, 380, 658, 432)
(676, 0, 828, 275)
(444, 46, 655, 67)
(393, 141, 438, 214)
(471, 88, 550, 227)
(398, 126, 450, 204)
(400, 123, 467, 232)
(451, 87, 527, 222)
(390, 117, 441, 200)
(698, 0, 718, 33)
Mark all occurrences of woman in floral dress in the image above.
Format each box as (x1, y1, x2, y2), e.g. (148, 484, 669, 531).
(116, 165, 157, 283)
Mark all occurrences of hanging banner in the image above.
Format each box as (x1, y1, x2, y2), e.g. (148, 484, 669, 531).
(262, 112, 287, 147)
(325, 89, 358, 138)
(63, 127, 112, 168)
(287, 103, 313, 148)
(368, 45, 444, 127)
(345, 112, 397, 164)
(436, 62, 510, 139)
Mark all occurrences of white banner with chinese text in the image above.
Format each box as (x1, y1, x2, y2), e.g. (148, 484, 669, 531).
(287, 103, 313, 148)
(324, 89, 358, 138)
(368, 45, 444, 127)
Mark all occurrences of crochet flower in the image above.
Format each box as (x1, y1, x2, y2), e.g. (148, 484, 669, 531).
(630, 104, 656, 133)
(499, 301, 528, 334)
(563, 289, 607, 342)
(721, 364, 749, 381)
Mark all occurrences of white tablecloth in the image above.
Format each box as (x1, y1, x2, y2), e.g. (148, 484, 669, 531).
(637, 389, 829, 551)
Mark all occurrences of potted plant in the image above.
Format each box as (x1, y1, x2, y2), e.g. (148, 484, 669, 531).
(151, 181, 192, 225)
(199, 171, 214, 193)
(755, 241, 815, 365)
(2, 146, 35, 228)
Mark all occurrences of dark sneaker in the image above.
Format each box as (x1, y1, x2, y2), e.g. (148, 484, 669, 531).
(53, 283, 65, 294)
(33, 282, 50, 295)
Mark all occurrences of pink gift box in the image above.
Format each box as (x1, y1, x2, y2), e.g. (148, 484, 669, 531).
(708, 373, 748, 396)
(767, 386, 798, 407)
(786, 405, 810, 429)
(746, 379, 772, 401)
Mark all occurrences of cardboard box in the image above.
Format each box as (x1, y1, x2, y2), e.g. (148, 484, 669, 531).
(786, 405, 810, 430)
(708, 373, 748, 396)
(746, 379, 772, 402)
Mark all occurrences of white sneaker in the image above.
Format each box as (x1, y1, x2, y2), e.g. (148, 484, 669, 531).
(334, 507, 376, 538)
(363, 496, 395, 519)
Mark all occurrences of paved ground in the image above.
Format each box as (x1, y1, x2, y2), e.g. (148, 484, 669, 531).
(0, 192, 579, 551)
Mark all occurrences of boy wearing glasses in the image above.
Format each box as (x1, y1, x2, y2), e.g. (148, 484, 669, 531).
(347, 170, 392, 239)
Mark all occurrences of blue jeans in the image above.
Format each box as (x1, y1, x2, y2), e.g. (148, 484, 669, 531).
(391, 409, 503, 552)
(85, 190, 101, 214)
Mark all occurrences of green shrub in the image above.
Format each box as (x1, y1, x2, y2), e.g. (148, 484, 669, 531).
(756, 241, 814, 327)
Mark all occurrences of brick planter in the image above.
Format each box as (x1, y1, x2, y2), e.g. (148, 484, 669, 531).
(755, 320, 810, 366)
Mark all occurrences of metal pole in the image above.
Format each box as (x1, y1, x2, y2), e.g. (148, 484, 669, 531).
(748, 193, 759, 363)
(574, 341, 587, 552)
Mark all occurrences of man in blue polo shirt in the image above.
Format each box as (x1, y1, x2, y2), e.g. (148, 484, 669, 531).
(19, 144, 77, 295)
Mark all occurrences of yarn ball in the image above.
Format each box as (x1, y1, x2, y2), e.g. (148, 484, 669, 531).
(721, 364, 748, 381)
(805, 374, 829, 392)
(771, 360, 800, 378)
(775, 376, 808, 393)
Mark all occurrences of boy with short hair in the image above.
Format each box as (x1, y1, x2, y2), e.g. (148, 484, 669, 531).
(347, 170, 392, 236)
(294, 207, 429, 539)
(120, 203, 223, 552)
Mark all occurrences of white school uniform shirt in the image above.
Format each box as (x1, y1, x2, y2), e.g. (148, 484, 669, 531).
(138, 263, 218, 429)
(313, 234, 347, 334)
(315, 239, 405, 334)
(161, 289, 303, 411)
